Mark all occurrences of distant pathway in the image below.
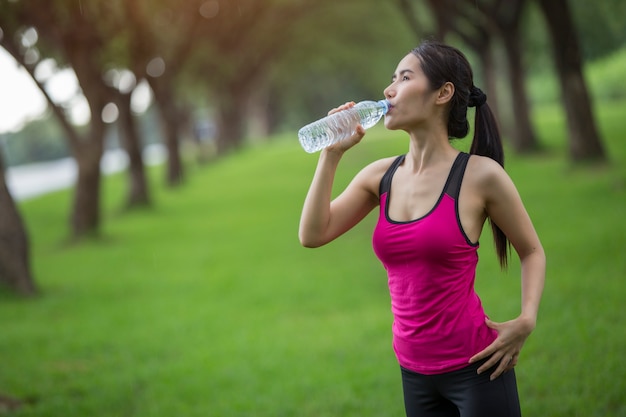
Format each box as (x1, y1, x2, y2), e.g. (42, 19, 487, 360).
(6, 145, 165, 201)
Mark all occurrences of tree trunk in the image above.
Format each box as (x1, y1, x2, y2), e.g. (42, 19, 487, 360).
(215, 90, 247, 154)
(116, 91, 151, 208)
(501, 30, 540, 153)
(0, 151, 37, 296)
(477, 42, 501, 127)
(246, 86, 271, 140)
(149, 78, 184, 186)
(537, 0, 606, 162)
(161, 104, 184, 187)
(70, 141, 104, 240)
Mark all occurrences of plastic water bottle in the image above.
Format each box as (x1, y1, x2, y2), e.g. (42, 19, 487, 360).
(298, 99, 390, 153)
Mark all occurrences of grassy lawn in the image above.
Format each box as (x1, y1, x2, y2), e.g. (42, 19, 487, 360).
(1, 98, 625, 416)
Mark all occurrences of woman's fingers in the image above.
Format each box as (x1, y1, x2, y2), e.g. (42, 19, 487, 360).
(328, 101, 355, 115)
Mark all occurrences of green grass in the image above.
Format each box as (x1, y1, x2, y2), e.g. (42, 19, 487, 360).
(1, 99, 625, 416)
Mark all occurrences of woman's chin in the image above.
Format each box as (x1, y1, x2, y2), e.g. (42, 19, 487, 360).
(384, 120, 400, 131)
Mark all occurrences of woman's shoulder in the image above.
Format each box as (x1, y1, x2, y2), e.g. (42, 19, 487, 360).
(465, 154, 514, 191)
(370, 154, 403, 167)
(359, 155, 403, 178)
(353, 155, 404, 194)
(466, 154, 506, 177)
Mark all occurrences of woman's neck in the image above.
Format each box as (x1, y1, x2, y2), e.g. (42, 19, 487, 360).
(405, 126, 457, 173)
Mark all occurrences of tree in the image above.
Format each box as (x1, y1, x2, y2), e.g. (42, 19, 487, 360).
(570, 0, 626, 60)
(400, 0, 503, 128)
(0, 1, 116, 239)
(0, 149, 37, 296)
(185, 0, 402, 153)
(537, 0, 606, 162)
(267, 0, 414, 135)
(112, 84, 151, 207)
(122, 0, 206, 185)
(396, 0, 541, 153)
(395, 0, 608, 162)
(0, 0, 166, 237)
(187, 0, 321, 153)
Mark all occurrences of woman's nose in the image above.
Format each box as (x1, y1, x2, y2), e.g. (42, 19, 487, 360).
(384, 85, 395, 99)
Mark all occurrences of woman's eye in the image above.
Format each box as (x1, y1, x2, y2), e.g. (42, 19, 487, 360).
(402, 75, 410, 81)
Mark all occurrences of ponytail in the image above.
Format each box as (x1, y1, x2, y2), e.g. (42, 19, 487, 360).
(468, 86, 510, 269)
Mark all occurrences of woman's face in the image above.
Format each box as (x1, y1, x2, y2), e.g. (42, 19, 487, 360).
(383, 53, 438, 132)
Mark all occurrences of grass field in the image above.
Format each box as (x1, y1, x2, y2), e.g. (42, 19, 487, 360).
(1, 98, 625, 417)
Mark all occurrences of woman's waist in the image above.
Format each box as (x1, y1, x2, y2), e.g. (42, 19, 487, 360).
(392, 316, 498, 374)
(390, 291, 488, 340)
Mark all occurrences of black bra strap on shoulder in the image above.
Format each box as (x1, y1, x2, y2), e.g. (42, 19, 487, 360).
(379, 155, 405, 197)
(444, 152, 470, 199)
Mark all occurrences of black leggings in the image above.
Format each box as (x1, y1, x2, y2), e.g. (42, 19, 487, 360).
(400, 360, 521, 417)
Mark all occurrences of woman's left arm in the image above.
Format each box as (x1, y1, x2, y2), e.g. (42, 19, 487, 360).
(469, 157, 546, 380)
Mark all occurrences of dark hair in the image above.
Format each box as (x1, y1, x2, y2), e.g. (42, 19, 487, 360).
(411, 40, 510, 269)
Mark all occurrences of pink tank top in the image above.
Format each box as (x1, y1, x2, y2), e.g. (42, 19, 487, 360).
(372, 153, 497, 375)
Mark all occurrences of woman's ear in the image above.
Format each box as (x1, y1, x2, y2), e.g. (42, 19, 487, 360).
(436, 82, 455, 105)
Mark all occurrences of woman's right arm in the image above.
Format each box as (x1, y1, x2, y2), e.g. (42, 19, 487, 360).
(298, 128, 385, 248)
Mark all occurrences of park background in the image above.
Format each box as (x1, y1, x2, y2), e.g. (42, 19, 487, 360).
(0, 0, 625, 416)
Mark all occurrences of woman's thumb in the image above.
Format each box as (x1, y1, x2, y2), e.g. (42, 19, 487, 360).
(485, 318, 499, 329)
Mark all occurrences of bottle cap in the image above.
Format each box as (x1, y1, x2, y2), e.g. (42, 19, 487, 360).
(377, 99, 390, 114)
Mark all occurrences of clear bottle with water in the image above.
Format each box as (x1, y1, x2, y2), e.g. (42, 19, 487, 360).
(298, 99, 390, 153)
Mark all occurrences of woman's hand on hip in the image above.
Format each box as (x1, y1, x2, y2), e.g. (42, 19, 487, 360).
(469, 316, 535, 380)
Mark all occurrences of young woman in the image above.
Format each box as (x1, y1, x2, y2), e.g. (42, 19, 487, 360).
(299, 40, 545, 417)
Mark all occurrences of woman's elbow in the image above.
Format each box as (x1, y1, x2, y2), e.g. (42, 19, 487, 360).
(298, 231, 324, 248)
(299, 237, 321, 248)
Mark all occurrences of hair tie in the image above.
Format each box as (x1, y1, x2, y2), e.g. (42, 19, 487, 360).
(469, 86, 487, 108)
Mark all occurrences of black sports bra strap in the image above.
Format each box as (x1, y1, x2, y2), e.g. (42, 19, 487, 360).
(444, 152, 470, 199)
(379, 155, 405, 196)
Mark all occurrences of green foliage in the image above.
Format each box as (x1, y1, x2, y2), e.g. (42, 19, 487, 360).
(1, 95, 625, 416)
(523, 0, 626, 66)
(265, 0, 416, 131)
(570, 0, 626, 60)
(585, 47, 626, 101)
(529, 46, 626, 104)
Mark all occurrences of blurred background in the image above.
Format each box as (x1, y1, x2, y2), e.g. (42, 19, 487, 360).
(0, 0, 626, 416)
(0, 0, 624, 226)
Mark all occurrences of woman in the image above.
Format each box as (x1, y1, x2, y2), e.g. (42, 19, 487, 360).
(299, 40, 545, 417)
